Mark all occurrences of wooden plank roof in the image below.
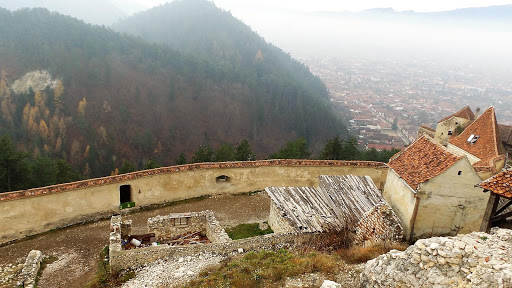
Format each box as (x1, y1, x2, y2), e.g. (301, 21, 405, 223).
(265, 175, 387, 233)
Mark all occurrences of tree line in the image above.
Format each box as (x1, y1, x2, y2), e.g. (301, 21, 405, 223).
(0, 134, 400, 193)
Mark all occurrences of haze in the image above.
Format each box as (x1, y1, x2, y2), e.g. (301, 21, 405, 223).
(1, 0, 511, 70)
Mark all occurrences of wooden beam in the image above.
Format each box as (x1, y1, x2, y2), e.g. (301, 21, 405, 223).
(491, 210, 512, 222)
(480, 193, 500, 232)
(495, 199, 512, 216)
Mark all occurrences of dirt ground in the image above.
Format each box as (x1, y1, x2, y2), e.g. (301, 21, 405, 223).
(0, 192, 270, 288)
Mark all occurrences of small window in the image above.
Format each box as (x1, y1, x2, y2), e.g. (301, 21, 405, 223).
(448, 131, 453, 135)
(216, 175, 231, 183)
(174, 217, 188, 226)
(467, 134, 480, 143)
(458, 171, 462, 175)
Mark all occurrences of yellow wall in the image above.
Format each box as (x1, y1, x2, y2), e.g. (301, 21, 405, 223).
(382, 170, 417, 239)
(412, 158, 488, 239)
(434, 117, 472, 145)
(0, 164, 387, 244)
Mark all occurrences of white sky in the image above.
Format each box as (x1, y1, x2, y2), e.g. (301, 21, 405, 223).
(135, 0, 512, 12)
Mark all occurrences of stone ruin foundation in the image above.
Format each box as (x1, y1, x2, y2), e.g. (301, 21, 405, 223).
(361, 228, 512, 287)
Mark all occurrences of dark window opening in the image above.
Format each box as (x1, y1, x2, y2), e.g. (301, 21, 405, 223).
(458, 171, 462, 175)
(174, 217, 189, 226)
(120, 185, 132, 204)
(216, 175, 231, 183)
(467, 134, 480, 143)
(448, 131, 453, 135)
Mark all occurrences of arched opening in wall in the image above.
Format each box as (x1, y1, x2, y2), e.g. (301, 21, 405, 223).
(216, 175, 231, 183)
(120, 185, 132, 204)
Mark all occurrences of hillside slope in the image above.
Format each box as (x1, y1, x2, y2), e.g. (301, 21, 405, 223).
(0, 7, 346, 178)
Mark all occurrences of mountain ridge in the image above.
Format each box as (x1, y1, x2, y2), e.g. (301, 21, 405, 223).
(0, 6, 345, 177)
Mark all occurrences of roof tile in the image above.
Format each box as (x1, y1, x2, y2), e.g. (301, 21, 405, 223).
(438, 105, 475, 123)
(389, 135, 462, 190)
(477, 170, 512, 198)
(449, 107, 506, 168)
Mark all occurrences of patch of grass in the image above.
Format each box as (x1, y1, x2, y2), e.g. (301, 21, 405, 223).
(480, 236, 488, 241)
(335, 242, 409, 264)
(83, 246, 135, 288)
(226, 223, 273, 240)
(186, 249, 342, 288)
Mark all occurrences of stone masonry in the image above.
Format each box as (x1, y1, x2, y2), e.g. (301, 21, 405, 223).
(16, 250, 43, 288)
(354, 204, 404, 245)
(361, 228, 512, 287)
(147, 211, 230, 243)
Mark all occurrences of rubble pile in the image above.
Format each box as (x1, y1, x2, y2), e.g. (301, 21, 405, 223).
(123, 233, 156, 250)
(122, 252, 223, 288)
(0, 262, 24, 287)
(361, 228, 512, 287)
(168, 231, 211, 246)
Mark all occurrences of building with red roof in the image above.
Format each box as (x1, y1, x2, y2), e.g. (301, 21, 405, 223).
(446, 107, 507, 179)
(384, 135, 488, 240)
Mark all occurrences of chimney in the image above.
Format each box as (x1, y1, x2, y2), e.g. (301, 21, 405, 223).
(475, 107, 481, 119)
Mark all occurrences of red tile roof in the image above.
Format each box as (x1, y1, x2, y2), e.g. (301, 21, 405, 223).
(477, 170, 512, 198)
(389, 135, 462, 190)
(438, 105, 475, 123)
(449, 107, 506, 168)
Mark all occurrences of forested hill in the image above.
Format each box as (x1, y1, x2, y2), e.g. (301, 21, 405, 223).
(112, 0, 345, 145)
(0, 6, 346, 178)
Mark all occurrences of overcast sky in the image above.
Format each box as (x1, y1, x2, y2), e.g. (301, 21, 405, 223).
(135, 0, 512, 12)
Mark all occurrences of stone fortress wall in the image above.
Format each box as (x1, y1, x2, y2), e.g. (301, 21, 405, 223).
(0, 160, 388, 244)
(109, 213, 317, 272)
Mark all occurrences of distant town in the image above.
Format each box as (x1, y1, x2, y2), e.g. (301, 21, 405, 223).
(305, 57, 512, 150)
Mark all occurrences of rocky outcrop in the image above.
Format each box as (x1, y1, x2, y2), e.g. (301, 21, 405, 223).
(361, 228, 512, 287)
(11, 70, 59, 94)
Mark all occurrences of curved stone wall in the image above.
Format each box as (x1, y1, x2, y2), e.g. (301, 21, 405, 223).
(0, 160, 388, 244)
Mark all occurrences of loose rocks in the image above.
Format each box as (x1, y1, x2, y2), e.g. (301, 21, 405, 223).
(361, 228, 512, 287)
(122, 252, 224, 288)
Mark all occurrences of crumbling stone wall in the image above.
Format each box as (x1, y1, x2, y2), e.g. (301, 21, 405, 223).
(16, 250, 43, 288)
(109, 231, 317, 272)
(354, 204, 403, 245)
(204, 211, 230, 243)
(361, 228, 512, 287)
(268, 201, 295, 233)
(148, 213, 206, 242)
(0, 160, 388, 245)
(147, 211, 229, 243)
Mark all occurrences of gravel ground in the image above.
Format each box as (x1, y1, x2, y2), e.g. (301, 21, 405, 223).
(122, 253, 225, 288)
(123, 254, 364, 288)
(0, 192, 270, 288)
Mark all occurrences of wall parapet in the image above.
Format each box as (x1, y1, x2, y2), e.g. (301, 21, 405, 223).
(0, 160, 388, 202)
